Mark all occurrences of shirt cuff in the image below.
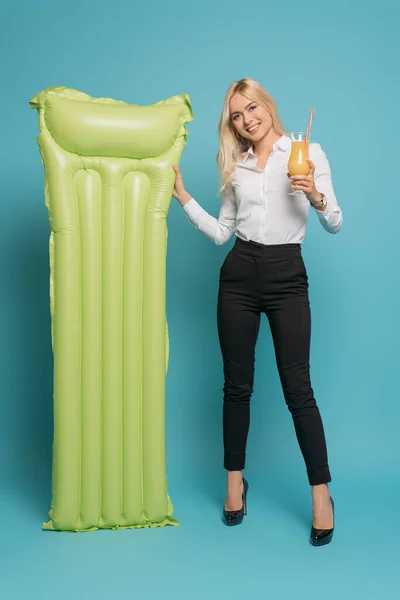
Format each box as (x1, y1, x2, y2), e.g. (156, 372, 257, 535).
(313, 196, 332, 219)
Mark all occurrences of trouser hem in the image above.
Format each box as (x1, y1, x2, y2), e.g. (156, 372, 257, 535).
(307, 465, 332, 486)
(224, 452, 246, 471)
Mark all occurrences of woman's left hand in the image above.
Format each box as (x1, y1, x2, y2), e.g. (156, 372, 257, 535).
(287, 158, 321, 204)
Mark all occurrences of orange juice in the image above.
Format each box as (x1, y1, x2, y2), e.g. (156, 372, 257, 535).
(288, 140, 310, 176)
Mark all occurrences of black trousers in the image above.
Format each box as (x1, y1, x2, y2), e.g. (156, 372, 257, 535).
(217, 236, 331, 486)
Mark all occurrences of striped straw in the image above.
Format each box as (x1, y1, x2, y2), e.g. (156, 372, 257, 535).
(305, 107, 315, 142)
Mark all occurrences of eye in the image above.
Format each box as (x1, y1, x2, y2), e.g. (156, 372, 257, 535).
(232, 114, 240, 120)
(249, 105, 257, 111)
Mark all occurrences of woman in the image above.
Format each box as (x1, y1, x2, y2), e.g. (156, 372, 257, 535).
(172, 78, 343, 546)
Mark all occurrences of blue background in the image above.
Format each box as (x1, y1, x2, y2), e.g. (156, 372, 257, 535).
(1, 0, 399, 597)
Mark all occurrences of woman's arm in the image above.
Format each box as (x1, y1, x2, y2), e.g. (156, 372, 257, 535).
(182, 189, 237, 245)
(310, 144, 343, 234)
(173, 165, 237, 246)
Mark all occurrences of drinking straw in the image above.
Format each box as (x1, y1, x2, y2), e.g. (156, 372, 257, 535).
(305, 107, 315, 142)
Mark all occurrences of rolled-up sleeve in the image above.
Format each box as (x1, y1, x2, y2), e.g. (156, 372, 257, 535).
(182, 186, 237, 245)
(310, 143, 343, 234)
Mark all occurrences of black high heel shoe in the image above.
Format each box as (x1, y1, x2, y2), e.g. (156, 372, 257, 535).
(309, 496, 335, 546)
(222, 478, 249, 526)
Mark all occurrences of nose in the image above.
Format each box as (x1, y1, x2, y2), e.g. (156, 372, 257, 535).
(243, 116, 256, 128)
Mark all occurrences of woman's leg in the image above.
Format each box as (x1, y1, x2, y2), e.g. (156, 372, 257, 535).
(217, 249, 260, 510)
(264, 256, 333, 527)
(267, 297, 331, 485)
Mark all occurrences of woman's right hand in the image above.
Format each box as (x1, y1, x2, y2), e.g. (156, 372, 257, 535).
(172, 164, 192, 207)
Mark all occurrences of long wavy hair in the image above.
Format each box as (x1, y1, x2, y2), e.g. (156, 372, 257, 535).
(217, 78, 286, 192)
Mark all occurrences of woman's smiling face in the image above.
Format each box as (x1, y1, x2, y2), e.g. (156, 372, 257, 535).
(229, 93, 273, 143)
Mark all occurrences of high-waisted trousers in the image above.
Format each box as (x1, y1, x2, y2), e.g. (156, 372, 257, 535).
(217, 236, 331, 486)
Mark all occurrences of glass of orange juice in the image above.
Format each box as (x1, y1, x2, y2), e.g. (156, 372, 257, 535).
(288, 132, 310, 196)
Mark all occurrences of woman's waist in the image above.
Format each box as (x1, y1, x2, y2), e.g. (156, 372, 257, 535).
(233, 235, 302, 258)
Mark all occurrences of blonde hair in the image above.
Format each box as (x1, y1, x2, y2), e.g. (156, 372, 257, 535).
(217, 78, 286, 192)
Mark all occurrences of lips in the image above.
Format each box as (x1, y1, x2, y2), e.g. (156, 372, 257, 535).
(247, 123, 260, 134)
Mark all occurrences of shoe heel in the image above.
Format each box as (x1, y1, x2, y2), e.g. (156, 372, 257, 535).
(243, 478, 249, 515)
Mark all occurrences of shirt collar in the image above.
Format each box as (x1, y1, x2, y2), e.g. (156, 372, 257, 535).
(240, 134, 291, 164)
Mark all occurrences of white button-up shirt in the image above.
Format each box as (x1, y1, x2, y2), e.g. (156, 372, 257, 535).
(183, 134, 343, 245)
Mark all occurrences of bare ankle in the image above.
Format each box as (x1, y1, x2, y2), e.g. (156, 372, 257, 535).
(312, 483, 329, 495)
(226, 470, 243, 492)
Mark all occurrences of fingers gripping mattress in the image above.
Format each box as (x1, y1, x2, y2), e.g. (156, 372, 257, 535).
(29, 87, 193, 532)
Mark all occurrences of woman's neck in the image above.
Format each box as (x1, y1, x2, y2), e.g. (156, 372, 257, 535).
(253, 130, 282, 156)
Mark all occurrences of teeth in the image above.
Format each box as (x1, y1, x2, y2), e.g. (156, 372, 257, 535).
(248, 124, 259, 132)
